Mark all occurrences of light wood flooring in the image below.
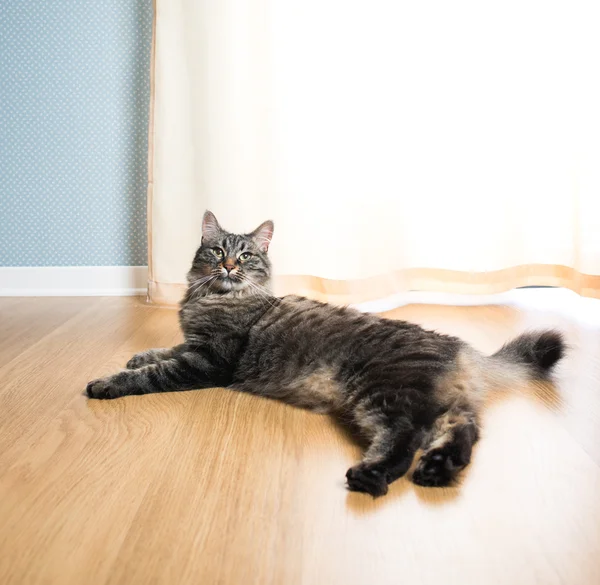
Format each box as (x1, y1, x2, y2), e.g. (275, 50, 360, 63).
(1, 293, 599, 585)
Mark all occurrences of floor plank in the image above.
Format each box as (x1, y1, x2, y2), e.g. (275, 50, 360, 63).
(0, 297, 95, 368)
(0, 294, 599, 585)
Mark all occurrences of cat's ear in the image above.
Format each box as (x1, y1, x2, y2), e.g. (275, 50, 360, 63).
(202, 211, 222, 242)
(250, 220, 274, 253)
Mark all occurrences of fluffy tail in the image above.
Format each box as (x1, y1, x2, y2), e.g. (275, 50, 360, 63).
(487, 330, 566, 385)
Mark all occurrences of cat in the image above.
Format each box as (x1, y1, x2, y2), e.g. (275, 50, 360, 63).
(86, 211, 565, 496)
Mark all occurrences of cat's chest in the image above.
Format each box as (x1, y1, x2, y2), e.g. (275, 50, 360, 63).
(179, 295, 269, 340)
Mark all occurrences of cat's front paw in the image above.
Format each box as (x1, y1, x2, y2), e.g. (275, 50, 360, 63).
(86, 376, 122, 399)
(126, 348, 169, 369)
(126, 352, 152, 369)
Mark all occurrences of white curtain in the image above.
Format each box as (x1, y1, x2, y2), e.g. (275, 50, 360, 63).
(148, 0, 600, 305)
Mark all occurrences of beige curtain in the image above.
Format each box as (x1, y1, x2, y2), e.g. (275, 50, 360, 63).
(147, 0, 600, 306)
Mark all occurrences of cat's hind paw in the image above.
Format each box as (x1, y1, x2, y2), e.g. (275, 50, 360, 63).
(346, 465, 389, 497)
(412, 450, 458, 487)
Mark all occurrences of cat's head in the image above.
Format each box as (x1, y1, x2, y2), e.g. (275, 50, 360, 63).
(187, 211, 274, 296)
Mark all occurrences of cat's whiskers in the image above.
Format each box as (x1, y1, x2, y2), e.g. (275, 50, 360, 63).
(238, 276, 272, 303)
(237, 273, 272, 296)
(250, 279, 273, 297)
(188, 273, 218, 298)
(237, 274, 277, 308)
(189, 274, 216, 291)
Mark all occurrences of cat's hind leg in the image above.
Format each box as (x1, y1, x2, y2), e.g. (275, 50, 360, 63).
(412, 347, 484, 487)
(412, 407, 480, 487)
(345, 413, 422, 497)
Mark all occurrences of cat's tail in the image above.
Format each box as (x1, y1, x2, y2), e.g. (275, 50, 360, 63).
(481, 330, 566, 390)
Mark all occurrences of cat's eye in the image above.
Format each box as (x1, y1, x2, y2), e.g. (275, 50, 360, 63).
(212, 248, 224, 259)
(239, 252, 253, 261)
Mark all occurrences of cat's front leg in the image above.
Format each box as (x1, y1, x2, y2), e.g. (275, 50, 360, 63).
(126, 346, 182, 369)
(86, 372, 138, 399)
(87, 346, 222, 399)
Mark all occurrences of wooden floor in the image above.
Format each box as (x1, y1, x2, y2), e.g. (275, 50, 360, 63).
(1, 294, 600, 585)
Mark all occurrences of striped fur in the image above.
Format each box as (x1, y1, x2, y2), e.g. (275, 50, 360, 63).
(87, 212, 565, 496)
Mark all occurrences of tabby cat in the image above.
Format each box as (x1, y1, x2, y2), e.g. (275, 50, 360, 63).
(87, 212, 565, 496)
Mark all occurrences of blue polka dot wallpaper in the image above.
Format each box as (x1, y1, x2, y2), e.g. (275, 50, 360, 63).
(0, 1, 153, 266)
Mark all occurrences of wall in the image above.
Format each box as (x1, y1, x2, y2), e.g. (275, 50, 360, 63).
(0, 0, 152, 267)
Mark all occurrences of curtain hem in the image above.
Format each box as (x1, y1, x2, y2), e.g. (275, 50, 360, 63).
(147, 264, 600, 306)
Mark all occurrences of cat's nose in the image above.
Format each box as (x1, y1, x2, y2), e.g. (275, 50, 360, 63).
(224, 260, 236, 273)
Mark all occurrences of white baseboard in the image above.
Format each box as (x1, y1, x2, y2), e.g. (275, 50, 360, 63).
(0, 266, 148, 296)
